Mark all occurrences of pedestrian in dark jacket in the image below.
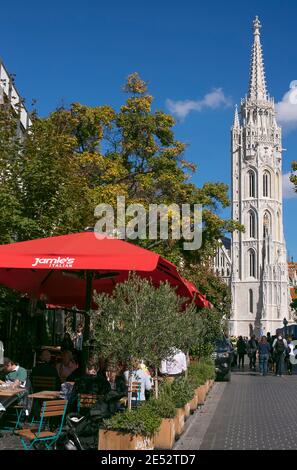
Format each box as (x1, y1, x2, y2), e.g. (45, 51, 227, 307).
(236, 336, 247, 368)
(247, 335, 258, 371)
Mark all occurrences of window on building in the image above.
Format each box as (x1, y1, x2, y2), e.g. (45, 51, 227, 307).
(248, 171, 255, 198)
(249, 211, 256, 238)
(263, 171, 271, 197)
(249, 289, 253, 314)
(249, 250, 256, 278)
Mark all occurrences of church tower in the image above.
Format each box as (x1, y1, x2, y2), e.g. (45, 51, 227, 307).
(230, 17, 289, 337)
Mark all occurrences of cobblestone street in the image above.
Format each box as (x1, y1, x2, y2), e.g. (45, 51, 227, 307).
(176, 369, 297, 450)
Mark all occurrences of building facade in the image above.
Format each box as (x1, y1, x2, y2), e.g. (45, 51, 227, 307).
(213, 237, 232, 286)
(0, 59, 31, 137)
(230, 17, 289, 337)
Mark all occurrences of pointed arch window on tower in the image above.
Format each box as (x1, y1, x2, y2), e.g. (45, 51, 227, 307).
(249, 250, 256, 278)
(263, 171, 271, 197)
(249, 211, 256, 238)
(249, 289, 254, 314)
(248, 171, 256, 197)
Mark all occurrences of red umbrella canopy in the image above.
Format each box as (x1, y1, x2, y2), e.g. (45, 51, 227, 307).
(0, 232, 208, 308)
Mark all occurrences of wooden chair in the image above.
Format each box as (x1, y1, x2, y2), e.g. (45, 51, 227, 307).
(31, 375, 58, 392)
(128, 381, 142, 408)
(15, 399, 68, 450)
(0, 404, 24, 432)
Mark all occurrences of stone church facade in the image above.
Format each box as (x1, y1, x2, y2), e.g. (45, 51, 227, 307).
(225, 17, 290, 337)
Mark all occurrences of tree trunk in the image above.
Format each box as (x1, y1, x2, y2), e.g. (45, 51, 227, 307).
(128, 371, 133, 411)
(154, 367, 159, 399)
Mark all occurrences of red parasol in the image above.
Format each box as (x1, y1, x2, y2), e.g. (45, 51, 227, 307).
(0, 232, 209, 309)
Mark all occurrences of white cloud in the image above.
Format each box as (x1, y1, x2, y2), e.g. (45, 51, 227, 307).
(275, 86, 297, 130)
(166, 88, 232, 120)
(282, 172, 297, 199)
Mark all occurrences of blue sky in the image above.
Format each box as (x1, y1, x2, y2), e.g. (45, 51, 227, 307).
(1, 0, 297, 258)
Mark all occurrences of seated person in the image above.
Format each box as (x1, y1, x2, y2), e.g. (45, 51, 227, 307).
(56, 350, 78, 383)
(68, 359, 111, 412)
(0, 357, 28, 416)
(31, 350, 60, 391)
(107, 364, 127, 396)
(0, 357, 27, 388)
(106, 364, 128, 413)
(66, 351, 84, 382)
(124, 360, 152, 405)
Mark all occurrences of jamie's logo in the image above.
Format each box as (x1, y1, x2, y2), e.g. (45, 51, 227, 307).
(32, 257, 75, 268)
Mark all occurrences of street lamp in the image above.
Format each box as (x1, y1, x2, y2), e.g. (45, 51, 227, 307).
(283, 317, 288, 338)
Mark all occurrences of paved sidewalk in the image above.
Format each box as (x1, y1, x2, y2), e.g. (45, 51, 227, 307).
(176, 370, 297, 450)
(174, 381, 226, 450)
(0, 433, 23, 450)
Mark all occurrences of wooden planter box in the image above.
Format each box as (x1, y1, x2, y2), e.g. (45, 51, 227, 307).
(174, 408, 185, 437)
(99, 429, 154, 450)
(154, 418, 175, 449)
(189, 394, 198, 412)
(183, 402, 191, 419)
(196, 384, 207, 405)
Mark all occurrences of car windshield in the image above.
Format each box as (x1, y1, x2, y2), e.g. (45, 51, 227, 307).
(215, 337, 231, 350)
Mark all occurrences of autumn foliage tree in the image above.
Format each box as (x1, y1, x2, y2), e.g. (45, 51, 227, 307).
(0, 72, 241, 329)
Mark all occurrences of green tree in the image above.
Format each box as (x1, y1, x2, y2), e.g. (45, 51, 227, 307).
(92, 274, 200, 402)
(290, 162, 297, 192)
(291, 288, 297, 321)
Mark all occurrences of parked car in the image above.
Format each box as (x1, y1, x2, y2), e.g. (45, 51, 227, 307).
(212, 336, 233, 382)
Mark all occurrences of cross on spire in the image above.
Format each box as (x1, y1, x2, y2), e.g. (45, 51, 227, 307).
(248, 16, 267, 101)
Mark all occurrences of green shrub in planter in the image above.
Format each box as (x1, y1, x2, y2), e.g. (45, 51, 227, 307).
(188, 363, 205, 388)
(146, 397, 176, 420)
(160, 378, 194, 409)
(103, 405, 162, 437)
(188, 359, 215, 387)
(200, 359, 215, 380)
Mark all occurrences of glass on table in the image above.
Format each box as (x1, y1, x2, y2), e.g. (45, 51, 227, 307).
(0, 382, 12, 389)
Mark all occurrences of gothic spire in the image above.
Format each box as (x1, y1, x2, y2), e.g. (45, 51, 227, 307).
(247, 16, 267, 101)
(233, 105, 240, 128)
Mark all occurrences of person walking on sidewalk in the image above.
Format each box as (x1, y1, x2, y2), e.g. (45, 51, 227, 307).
(236, 336, 247, 369)
(258, 336, 270, 376)
(247, 335, 258, 371)
(286, 337, 294, 375)
(272, 335, 287, 377)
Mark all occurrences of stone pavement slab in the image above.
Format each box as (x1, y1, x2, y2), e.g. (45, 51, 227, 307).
(176, 370, 297, 450)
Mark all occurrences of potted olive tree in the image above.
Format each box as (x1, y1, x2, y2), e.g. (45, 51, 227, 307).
(145, 397, 176, 449)
(92, 274, 199, 449)
(99, 403, 161, 450)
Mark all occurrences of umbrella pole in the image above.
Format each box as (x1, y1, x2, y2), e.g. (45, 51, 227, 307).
(82, 271, 93, 370)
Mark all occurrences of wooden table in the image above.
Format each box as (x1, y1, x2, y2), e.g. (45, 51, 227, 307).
(28, 391, 61, 400)
(0, 388, 25, 397)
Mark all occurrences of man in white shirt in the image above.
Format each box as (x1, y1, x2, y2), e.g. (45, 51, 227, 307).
(160, 349, 187, 379)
